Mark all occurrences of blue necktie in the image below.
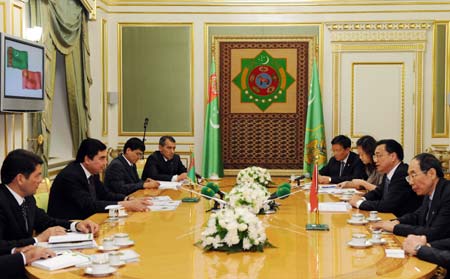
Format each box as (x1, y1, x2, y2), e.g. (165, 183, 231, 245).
(20, 202, 28, 232)
(339, 161, 345, 176)
(425, 196, 432, 222)
(383, 176, 390, 197)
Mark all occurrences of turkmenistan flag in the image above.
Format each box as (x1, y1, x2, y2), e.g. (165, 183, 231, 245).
(187, 150, 197, 184)
(202, 56, 224, 179)
(22, 70, 42, 90)
(7, 47, 28, 70)
(303, 59, 327, 175)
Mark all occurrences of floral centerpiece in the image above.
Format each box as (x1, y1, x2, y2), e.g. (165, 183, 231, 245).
(236, 166, 272, 187)
(197, 207, 273, 252)
(225, 182, 270, 214)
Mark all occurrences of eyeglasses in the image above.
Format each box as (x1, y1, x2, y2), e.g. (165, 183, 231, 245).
(405, 170, 428, 183)
(372, 153, 388, 160)
(134, 151, 144, 159)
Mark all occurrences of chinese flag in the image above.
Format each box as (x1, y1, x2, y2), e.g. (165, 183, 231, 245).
(309, 164, 318, 212)
(22, 70, 42, 90)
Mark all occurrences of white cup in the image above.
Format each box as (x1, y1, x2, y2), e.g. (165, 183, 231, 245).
(371, 230, 382, 241)
(369, 211, 378, 219)
(90, 255, 110, 273)
(102, 237, 115, 250)
(351, 213, 364, 222)
(114, 233, 130, 245)
(109, 208, 119, 218)
(352, 233, 367, 246)
(109, 251, 122, 266)
(118, 207, 127, 217)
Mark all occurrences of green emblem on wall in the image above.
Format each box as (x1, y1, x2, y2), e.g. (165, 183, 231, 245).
(232, 50, 295, 111)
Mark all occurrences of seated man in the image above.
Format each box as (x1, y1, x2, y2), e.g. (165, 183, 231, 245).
(141, 136, 187, 182)
(104, 137, 159, 196)
(372, 153, 450, 241)
(0, 149, 97, 254)
(48, 138, 151, 220)
(0, 245, 55, 279)
(318, 135, 366, 184)
(403, 235, 450, 270)
(349, 139, 422, 217)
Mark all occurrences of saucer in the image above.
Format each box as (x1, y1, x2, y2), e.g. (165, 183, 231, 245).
(347, 219, 368, 225)
(109, 260, 126, 267)
(347, 240, 373, 248)
(368, 238, 386, 245)
(366, 217, 382, 222)
(97, 245, 120, 252)
(115, 240, 134, 247)
(84, 266, 117, 277)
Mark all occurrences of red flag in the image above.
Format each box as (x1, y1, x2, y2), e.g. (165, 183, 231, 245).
(309, 164, 318, 212)
(22, 70, 42, 90)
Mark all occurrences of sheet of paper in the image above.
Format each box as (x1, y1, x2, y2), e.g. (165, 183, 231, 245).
(157, 181, 182, 190)
(149, 196, 172, 201)
(49, 233, 93, 244)
(385, 249, 405, 258)
(31, 251, 90, 271)
(307, 202, 351, 212)
(148, 204, 179, 211)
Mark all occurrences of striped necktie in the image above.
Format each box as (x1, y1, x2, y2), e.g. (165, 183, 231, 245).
(20, 202, 29, 232)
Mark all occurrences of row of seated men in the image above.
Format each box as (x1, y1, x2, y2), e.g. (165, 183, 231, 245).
(0, 133, 449, 277)
(0, 136, 187, 277)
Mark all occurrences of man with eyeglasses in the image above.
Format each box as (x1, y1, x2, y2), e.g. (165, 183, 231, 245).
(349, 139, 422, 217)
(104, 137, 160, 196)
(372, 153, 450, 241)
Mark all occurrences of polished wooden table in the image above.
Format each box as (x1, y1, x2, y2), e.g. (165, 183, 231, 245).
(27, 178, 436, 278)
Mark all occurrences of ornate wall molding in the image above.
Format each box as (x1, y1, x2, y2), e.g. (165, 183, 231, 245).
(327, 22, 432, 42)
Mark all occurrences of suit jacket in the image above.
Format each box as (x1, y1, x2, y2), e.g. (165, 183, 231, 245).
(318, 151, 366, 183)
(48, 162, 126, 220)
(360, 163, 422, 217)
(0, 185, 70, 254)
(417, 238, 450, 272)
(104, 155, 144, 195)
(394, 178, 450, 241)
(141, 151, 187, 181)
(0, 253, 26, 278)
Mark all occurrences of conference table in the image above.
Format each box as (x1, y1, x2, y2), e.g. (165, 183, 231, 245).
(26, 177, 437, 279)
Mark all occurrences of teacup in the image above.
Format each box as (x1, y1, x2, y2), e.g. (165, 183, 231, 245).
(371, 230, 382, 241)
(102, 237, 115, 250)
(90, 255, 110, 273)
(109, 251, 122, 266)
(351, 213, 364, 222)
(369, 211, 378, 220)
(352, 233, 367, 246)
(108, 208, 119, 218)
(114, 233, 130, 246)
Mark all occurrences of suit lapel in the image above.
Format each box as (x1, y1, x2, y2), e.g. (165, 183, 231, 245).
(1, 187, 30, 234)
(119, 156, 139, 182)
(426, 180, 443, 225)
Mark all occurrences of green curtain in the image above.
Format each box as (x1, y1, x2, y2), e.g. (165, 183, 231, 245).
(30, 0, 92, 174)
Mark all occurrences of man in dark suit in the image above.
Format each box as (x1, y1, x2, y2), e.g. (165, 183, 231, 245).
(0, 149, 98, 254)
(349, 139, 422, 217)
(372, 153, 450, 241)
(404, 235, 450, 271)
(0, 245, 55, 279)
(48, 138, 152, 220)
(318, 135, 366, 184)
(141, 136, 187, 182)
(104, 138, 159, 195)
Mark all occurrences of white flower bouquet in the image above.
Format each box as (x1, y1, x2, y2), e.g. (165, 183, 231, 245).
(226, 182, 270, 214)
(197, 207, 273, 252)
(236, 166, 272, 187)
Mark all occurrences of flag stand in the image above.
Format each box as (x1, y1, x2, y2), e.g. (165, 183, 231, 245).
(306, 161, 329, 231)
(182, 146, 200, 203)
(306, 211, 329, 231)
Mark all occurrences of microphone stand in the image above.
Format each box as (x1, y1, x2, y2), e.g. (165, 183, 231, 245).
(143, 117, 149, 143)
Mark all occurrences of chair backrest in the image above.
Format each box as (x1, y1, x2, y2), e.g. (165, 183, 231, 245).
(136, 159, 146, 178)
(34, 178, 51, 212)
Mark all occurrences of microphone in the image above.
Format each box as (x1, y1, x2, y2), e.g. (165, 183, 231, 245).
(263, 188, 304, 205)
(268, 183, 291, 200)
(143, 117, 149, 142)
(205, 182, 226, 199)
(178, 185, 228, 205)
(294, 173, 310, 182)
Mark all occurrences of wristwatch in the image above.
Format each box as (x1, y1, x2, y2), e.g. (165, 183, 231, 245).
(328, 177, 332, 183)
(414, 244, 422, 252)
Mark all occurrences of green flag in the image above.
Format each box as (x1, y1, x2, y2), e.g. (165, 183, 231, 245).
(202, 56, 224, 179)
(303, 59, 327, 174)
(7, 47, 28, 70)
(188, 150, 197, 184)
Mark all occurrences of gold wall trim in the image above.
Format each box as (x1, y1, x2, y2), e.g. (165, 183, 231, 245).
(326, 22, 432, 31)
(350, 62, 405, 145)
(11, 3, 23, 36)
(100, 0, 450, 7)
(4, 114, 8, 156)
(432, 22, 449, 138)
(102, 19, 108, 136)
(332, 43, 425, 154)
(81, 0, 97, 20)
(0, 2, 6, 32)
(225, 169, 300, 177)
(117, 22, 194, 137)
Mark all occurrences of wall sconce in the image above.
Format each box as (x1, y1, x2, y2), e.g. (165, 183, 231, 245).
(24, 26, 43, 42)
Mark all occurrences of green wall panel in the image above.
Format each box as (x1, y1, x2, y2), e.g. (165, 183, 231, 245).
(121, 25, 192, 134)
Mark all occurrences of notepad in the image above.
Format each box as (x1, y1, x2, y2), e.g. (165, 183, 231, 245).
(157, 181, 182, 190)
(31, 251, 90, 271)
(49, 233, 93, 244)
(385, 249, 405, 258)
(307, 202, 351, 212)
